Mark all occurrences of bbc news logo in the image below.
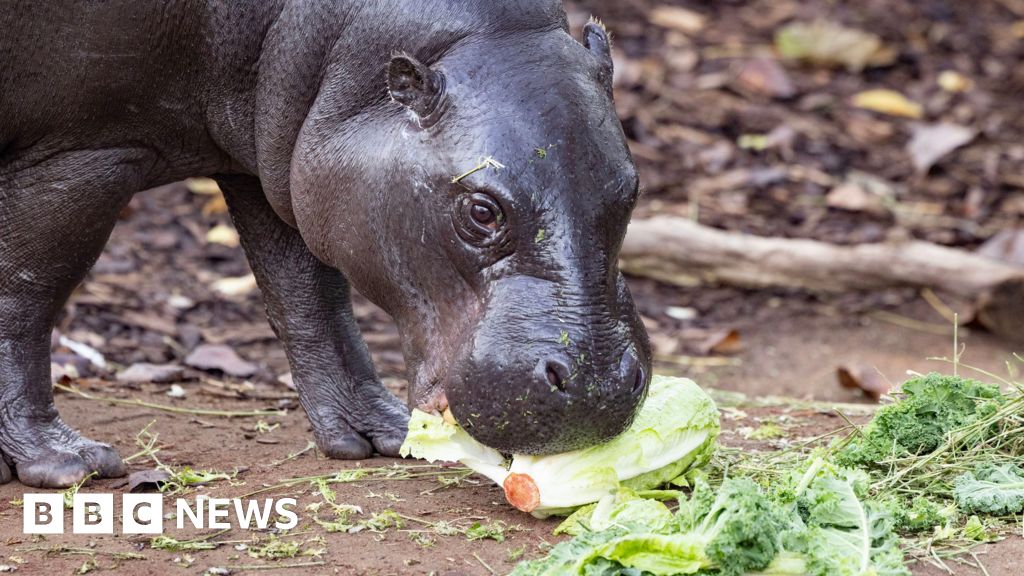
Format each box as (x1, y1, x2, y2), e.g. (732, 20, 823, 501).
(23, 494, 298, 534)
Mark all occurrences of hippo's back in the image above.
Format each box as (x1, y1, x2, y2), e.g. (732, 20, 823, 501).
(0, 1, 224, 158)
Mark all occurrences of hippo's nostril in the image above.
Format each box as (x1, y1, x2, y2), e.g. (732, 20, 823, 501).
(619, 349, 646, 396)
(632, 362, 647, 395)
(539, 357, 571, 392)
(545, 365, 563, 390)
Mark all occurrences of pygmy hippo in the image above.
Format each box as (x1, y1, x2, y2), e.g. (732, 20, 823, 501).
(0, 0, 651, 488)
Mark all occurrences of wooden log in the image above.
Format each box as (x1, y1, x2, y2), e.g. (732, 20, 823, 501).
(620, 216, 1024, 341)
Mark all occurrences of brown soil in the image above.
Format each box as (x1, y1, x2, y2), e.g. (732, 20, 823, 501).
(1, 345, 1020, 576)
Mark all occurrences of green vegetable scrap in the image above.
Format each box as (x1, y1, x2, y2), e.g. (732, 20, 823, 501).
(401, 376, 720, 517)
(837, 372, 1003, 468)
(881, 496, 956, 534)
(507, 369, 1021, 574)
(747, 422, 785, 441)
(954, 463, 1024, 516)
(465, 520, 511, 542)
(794, 469, 908, 576)
(151, 535, 219, 552)
(512, 460, 909, 576)
(963, 515, 997, 542)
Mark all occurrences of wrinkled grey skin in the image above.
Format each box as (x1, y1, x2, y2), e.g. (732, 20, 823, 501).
(0, 0, 650, 488)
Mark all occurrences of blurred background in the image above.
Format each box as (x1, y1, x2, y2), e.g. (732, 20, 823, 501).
(54, 0, 1024, 407)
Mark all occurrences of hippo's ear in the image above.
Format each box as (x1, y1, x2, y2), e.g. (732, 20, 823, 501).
(582, 19, 614, 90)
(387, 54, 446, 120)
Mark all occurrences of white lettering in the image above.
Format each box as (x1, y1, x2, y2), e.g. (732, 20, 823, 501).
(274, 498, 298, 529)
(176, 496, 205, 529)
(23, 494, 64, 534)
(73, 494, 114, 534)
(232, 498, 274, 529)
(207, 498, 231, 529)
(123, 494, 163, 534)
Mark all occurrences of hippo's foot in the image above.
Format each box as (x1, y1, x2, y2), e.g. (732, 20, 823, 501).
(0, 416, 126, 488)
(309, 385, 410, 460)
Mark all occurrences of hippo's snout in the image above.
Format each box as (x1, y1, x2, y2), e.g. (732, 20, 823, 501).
(442, 275, 651, 455)
(538, 347, 646, 398)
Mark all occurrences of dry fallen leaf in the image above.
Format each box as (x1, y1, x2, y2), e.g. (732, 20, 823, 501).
(277, 373, 296, 391)
(665, 306, 698, 321)
(648, 5, 705, 34)
(836, 366, 890, 401)
(649, 333, 679, 356)
(185, 344, 257, 378)
(212, 274, 258, 298)
(117, 363, 186, 384)
(128, 469, 172, 493)
(184, 177, 221, 195)
(202, 194, 229, 216)
(1012, 20, 1024, 39)
(937, 70, 973, 93)
(775, 20, 895, 72)
(731, 57, 796, 100)
(50, 362, 70, 384)
(697, 329, 742, 356)
(852, 89, 923, 119)
(826, 183, 889, 216)
(206, 223, 240, 247)
(906, 122, 976, 173)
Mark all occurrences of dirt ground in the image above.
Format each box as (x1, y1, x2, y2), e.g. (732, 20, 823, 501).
(3, 0, 1024, 574)
(1, 356, 1021, 576)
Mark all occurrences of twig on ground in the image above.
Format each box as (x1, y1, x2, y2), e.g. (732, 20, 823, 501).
(15, 545, 145, 560)
(269, 441, 317, 467)
(921, 288, 960, 325)
(474, 552, 496, 575)
(868, 310, 953, 336)
(221, 561, 326, 571)
(54, 383, 286, 418)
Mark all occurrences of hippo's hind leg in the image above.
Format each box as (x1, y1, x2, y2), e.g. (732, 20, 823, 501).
(0, 149, 145, 487)
(217, 176, 409, 458)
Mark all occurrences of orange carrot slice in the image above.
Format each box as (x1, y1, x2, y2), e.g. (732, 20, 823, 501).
(503, 473, 541, 513)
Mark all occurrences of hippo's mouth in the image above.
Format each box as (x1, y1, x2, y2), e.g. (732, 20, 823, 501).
(416, 388, 449, 415)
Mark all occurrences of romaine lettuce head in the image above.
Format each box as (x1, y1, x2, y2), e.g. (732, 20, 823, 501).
(509, 376, 719, 516)
(400, 376, 720, 516)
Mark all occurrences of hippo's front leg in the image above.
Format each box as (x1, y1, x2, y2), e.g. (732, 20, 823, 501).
(218, 176, 409, 458)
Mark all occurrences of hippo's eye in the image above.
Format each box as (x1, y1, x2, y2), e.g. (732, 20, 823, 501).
(454, 192, 505, 245)
(470, 203, 497, 228)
